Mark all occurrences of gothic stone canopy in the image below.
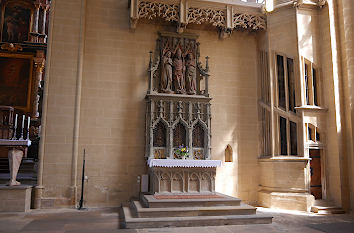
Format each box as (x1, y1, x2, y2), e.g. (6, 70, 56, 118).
(130, 0, 266, 34)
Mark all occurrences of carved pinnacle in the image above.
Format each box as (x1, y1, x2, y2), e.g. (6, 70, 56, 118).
(177, 101, 183, 115)
(149, 51, 153, 68)
(205, 56, 209, 72)
(196, 103, 202, 114)
(158, 100, 164, 117)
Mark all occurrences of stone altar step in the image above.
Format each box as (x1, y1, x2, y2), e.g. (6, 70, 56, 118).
(311, 200, 345, 215)
(141, 193, 241, 208)
(121, 206, 272, 229)
(120, 193, 272, 229)
(131, 200, 256, 218)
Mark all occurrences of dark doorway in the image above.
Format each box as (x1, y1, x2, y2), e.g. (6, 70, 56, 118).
(310, 149, 322, 199)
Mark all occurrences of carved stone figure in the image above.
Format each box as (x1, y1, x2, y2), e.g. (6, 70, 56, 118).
(8, 148, 24, 186)
(161, 50, 173, 93)
(185, 53, 196, 95)
(173, 48, 186, 94)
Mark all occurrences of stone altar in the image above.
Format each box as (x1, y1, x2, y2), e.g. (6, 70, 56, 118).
(148, 159, 221, 194)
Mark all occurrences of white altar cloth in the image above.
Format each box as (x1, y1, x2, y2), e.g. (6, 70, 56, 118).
(0, 139, 31, 147)
(147, 159, 221, 168)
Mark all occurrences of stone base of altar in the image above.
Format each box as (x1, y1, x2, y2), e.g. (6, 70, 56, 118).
(120, 159, 272, 228)
(147, 159, 220, 194)
(0, 185, 32, 212)
(120, 193, 272, 229)
(149, 167, 216, 194)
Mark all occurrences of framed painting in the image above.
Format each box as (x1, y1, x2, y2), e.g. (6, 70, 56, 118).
(0, 53, 34, 113)
(1, 3, 31, 43)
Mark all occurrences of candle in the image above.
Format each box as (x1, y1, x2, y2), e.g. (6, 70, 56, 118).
(27, 116, 30, 129)
(22, 115, 25, 129)
(14, 114, 18, 129)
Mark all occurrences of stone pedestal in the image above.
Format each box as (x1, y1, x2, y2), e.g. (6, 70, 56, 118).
(0, 185, 32, 212)
(258, 157, 315, 211)
(148, 159, 221, 194)
(0, 139, 31, 186)
(8, 148, 24, 186)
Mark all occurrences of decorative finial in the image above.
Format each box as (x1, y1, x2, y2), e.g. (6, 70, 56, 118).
(149, 51, 153, 68)
(205, 56, 209, 73)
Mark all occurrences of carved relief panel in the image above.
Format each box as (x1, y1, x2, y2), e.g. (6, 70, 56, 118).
(148, 32, 210, 97)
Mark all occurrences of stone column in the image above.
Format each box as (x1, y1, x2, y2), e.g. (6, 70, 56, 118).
(339, 0, 354, 211)
(327, 0, 351, 210)
(33, 52, 45, 118)
(8, 148, 24, 186)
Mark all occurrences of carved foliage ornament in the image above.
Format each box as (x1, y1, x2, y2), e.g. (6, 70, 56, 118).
(1, 43, 23, 52)
(132, 0, 266, 33)
(138, 1, 179, 22)
(187, 7, 226, 28)
(233, 13, 266, 30)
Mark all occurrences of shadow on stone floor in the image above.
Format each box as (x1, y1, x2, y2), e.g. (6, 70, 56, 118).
(308, 222, 354, 233)
(0, 208, 353, 233)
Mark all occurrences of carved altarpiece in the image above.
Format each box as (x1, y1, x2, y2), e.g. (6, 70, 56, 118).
(146, 32, 211, 161)
(146, 32, 218, 194)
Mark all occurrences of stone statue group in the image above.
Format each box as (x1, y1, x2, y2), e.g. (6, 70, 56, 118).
(160, 46, 196, 95)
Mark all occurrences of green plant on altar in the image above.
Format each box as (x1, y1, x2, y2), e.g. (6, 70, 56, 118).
(175, 145, 189, 159)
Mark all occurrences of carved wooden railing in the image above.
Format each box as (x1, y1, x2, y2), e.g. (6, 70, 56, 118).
(0, 107, 31, 141)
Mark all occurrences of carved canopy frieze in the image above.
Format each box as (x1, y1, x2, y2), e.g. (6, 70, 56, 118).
(138, 1, 179, 22)
(233, 13, 266, 30)
(187, 7, 226, 28)
(130, 0, 266, 35)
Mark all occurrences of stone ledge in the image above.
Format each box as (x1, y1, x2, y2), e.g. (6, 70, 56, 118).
(258, 190, 314, 212)
(295, 105, 328, 112)
(259, 156, 311, 162)
(0, 184, 33, 190)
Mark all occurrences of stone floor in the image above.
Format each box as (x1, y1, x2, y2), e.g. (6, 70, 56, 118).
(0, 207, 353, 233)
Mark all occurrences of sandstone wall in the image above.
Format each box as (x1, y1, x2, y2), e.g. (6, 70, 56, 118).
(40, 0, 84, 207)
(41, 0, 260, 207)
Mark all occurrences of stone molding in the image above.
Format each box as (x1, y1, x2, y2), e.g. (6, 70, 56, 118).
(273, 0, 327, 10)
(130, 0, 266, 35)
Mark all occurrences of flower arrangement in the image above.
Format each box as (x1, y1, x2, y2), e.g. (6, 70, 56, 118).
(175, 145, 189, 159)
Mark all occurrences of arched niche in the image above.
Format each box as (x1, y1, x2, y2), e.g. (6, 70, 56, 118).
(153, 121, 167, 147)
(153, 121, 167, 159)
(173, 122, 186, 147)
(225, 144, 233, 162)
(192, 122, 205, 160)
(192, 122, 204, 148)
